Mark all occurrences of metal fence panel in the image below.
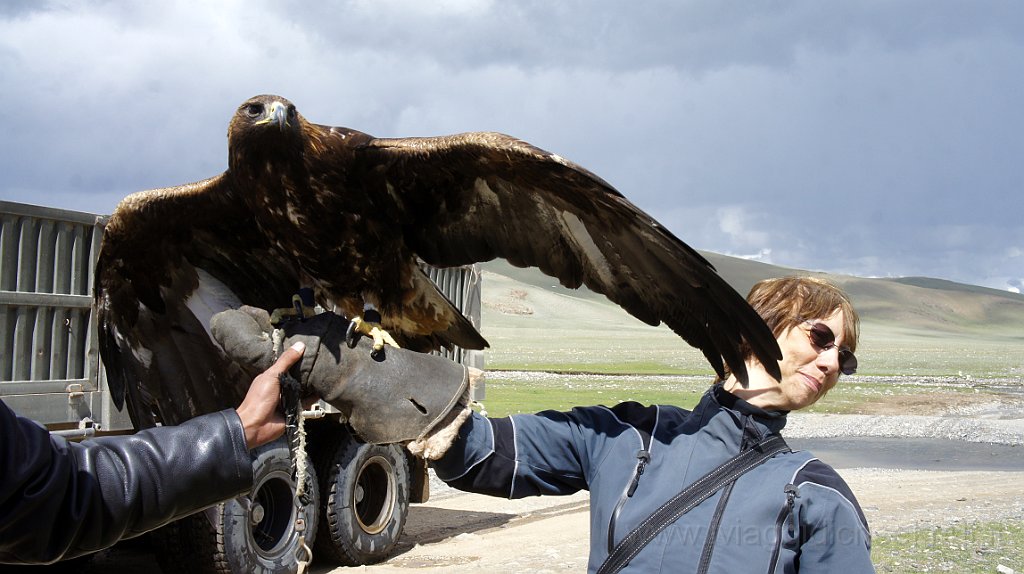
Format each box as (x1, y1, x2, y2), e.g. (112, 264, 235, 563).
(0, 202, 102, 392)
(424, 263, 485, 401)
(423, 263, 485, 364)
(0, 201, 127, 429)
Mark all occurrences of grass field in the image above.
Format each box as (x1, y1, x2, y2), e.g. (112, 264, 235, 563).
(478, 373, 709, 416)
(873, 521, 1024, 573)
(476, 371, 1015, 418)
(483, 320, 1024, 379)
(479, 265, 1024, 380)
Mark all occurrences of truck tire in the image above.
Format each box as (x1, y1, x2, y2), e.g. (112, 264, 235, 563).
(151, 437, 319, 574)
(315, 427, 410, 565)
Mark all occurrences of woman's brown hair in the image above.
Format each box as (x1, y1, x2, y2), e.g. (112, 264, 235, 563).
(739, 276, 860, 364)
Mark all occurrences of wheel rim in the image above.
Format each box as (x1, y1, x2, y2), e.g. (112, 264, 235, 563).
(353, 454, 396, 535)
(248, 469, 296, 556)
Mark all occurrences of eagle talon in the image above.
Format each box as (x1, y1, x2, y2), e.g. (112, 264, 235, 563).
(345, 319, 361, 349)
(345, 316, 401, 354)
(270, 291, 317, 327)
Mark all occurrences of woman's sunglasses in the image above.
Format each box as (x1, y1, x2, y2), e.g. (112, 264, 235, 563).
(802, 321, 858, 375)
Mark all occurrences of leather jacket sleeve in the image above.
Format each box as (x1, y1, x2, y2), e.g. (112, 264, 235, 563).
(0, 400, 253, 564)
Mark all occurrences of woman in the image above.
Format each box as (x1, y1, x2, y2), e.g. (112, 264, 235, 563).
(434, 276, 873, 573)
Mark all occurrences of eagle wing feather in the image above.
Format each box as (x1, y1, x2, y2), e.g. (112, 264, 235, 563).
(96, 176, 298, 426)
(353, 132, 781, 381)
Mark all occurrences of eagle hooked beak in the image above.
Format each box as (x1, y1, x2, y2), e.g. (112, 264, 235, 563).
(255, 101, 290, 129)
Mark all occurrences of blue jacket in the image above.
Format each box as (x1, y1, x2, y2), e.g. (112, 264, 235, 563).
(435, 384, 874, 573)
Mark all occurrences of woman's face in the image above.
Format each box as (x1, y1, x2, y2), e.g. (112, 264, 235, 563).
(729, 309, 849, 411)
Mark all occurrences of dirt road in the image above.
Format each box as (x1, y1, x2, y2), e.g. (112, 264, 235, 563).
(336, 490, 592, 573)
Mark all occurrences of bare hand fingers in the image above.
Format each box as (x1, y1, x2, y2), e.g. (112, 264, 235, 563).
(268, 341, 306, 376)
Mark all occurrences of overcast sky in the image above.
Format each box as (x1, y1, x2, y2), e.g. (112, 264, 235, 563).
(2, 1, 1022, 292)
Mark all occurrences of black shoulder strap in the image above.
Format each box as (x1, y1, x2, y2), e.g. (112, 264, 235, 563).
(597, 434, 790, 574)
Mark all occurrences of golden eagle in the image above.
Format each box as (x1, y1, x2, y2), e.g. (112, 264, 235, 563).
(96, 94, 781, 428)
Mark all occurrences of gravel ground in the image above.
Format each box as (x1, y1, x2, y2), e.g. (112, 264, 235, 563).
(785, 413, 1024, 445)
(488, 370, 1024, 445)
(840, 468, 1024, 535)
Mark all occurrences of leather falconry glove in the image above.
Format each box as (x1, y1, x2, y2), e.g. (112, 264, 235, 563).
(211, 306, 473, 458)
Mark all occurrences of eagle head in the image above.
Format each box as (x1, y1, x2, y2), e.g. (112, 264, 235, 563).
(227, 94, 306, 170)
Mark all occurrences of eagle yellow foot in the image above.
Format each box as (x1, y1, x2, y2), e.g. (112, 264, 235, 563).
(269, 291, 317, 326)
(345, 316, 401, 355)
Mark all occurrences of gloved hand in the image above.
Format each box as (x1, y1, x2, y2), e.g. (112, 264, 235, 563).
(211, 306, 472, 457)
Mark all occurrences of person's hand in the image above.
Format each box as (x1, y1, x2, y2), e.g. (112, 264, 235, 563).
(235, 341, 306, 449)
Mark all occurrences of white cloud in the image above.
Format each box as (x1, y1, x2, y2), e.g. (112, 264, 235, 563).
(730, 248, 774, 264)
(716, 205, 771, 249)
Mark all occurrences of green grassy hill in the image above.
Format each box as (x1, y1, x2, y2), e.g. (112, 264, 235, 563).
(479, 255, 1024, 378)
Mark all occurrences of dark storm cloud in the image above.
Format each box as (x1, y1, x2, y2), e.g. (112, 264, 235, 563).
(1, 1, 1021, 291)
(272, 1, 1024, 73)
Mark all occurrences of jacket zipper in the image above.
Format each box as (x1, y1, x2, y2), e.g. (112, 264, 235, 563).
(607, 449, 650, 552)
(766, 484, 799, 573)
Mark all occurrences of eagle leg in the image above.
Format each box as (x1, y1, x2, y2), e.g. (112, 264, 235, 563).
(270, 287, 317, 326)
(344, 306, 402, 357)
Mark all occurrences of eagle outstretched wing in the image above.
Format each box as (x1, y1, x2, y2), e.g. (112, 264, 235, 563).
(96, 176, 299, 427)
(350, 131, 781, 381)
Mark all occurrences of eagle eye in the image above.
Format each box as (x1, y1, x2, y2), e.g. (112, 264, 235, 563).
(288, 106, 297, 118)
(244, 103, 263, 118)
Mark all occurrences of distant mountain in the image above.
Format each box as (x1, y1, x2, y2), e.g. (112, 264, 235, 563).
(481, 251, 1024, 339)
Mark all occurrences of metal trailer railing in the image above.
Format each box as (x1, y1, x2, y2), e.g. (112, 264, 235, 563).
(1, 200, 483, 436)
(423, 263, 485, 369)
(0, 200, 129, 435)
